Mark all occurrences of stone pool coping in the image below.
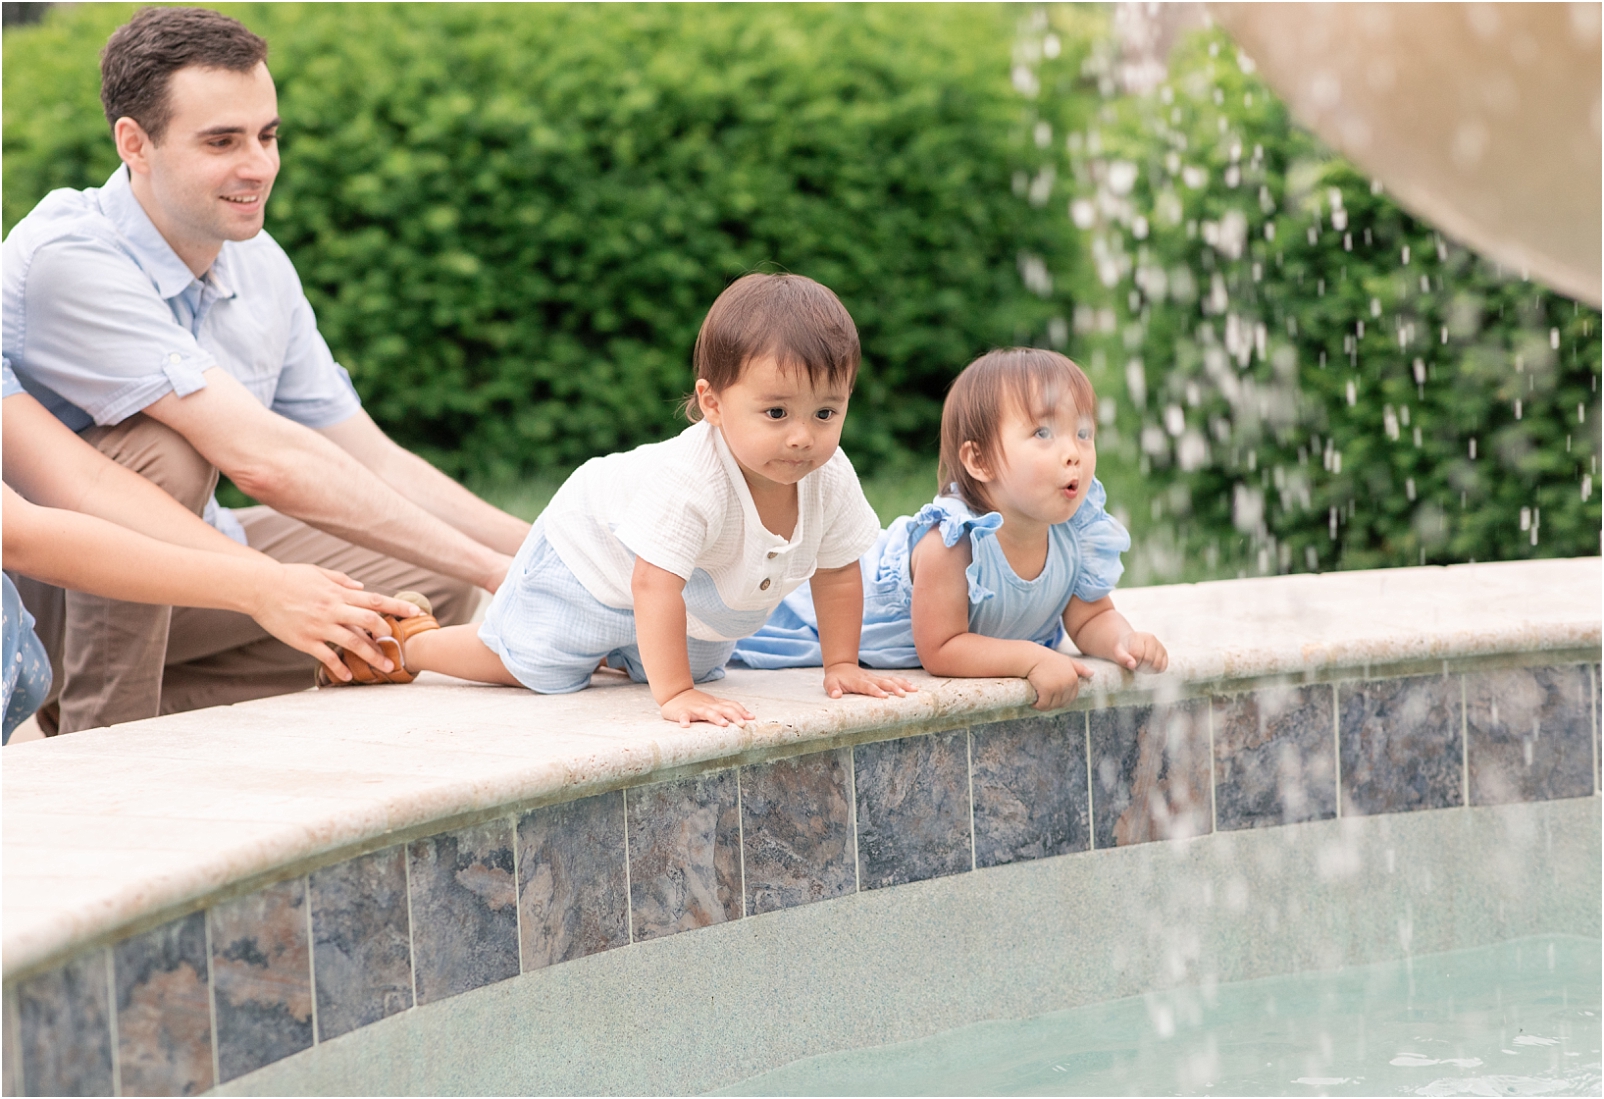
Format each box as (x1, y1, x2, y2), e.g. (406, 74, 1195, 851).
(3, 557, 1598, 982)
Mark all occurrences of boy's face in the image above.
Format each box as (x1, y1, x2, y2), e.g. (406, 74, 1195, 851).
(696, 356, 852, 491)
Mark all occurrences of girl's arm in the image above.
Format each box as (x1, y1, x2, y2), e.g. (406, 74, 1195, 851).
(909, 529, 1088, 711)
(1062, 596, 1168, 672)
(1, 484, 415, 683)
(809, 563, 914, 699)
(630, 557, 755, 727)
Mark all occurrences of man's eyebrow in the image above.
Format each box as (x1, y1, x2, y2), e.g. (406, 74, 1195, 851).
(194, 117, 281, 138)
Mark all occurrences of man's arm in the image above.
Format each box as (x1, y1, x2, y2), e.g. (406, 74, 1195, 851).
(143, 368, 512, 591)
(319, 411, 529, 556)
(2, 388, 255, 559)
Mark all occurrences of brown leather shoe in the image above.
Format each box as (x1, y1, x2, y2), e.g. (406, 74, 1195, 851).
(315, 591, 439, 687)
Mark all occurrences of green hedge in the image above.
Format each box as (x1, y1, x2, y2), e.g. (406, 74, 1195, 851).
(1042, 24, 1602, 577)
(4, 2, 1096, 477)
(8, 6, 1598, 573)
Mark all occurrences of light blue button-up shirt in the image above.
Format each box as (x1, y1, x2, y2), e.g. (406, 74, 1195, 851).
(2, 164, 361, 434)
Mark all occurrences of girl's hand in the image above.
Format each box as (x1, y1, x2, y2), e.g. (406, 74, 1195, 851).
(247, 563, 422, 684)
(1025, 651, 1091, 711)
(1113, 631, 1168, 672)
(823, 662, 917, 700)
(659, 687, 756, 728)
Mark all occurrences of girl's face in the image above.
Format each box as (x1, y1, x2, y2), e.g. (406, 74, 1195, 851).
(965, 391, 1097, 526)
(696, 355, 851, 490)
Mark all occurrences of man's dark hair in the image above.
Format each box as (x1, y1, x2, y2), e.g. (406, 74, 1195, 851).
(100, 6, 268, 142)
(687, 273, 860, 420)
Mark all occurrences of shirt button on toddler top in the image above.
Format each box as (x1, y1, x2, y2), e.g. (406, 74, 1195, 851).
(767, 551, 777, 559)
(759, 578, 771, 590)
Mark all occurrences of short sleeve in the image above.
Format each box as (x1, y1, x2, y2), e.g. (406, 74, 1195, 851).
(613, 461, 723, 580)
(262, 248, 362, 428)
(872, 494, 1003, 608)
(1069, 479, 1131, 603)
(814, 449, 883, 569)
(2, 359, 23, 399)
(19, 238, 216, 426)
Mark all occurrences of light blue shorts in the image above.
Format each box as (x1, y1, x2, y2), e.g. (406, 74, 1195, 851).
(479, 522, 735, 695)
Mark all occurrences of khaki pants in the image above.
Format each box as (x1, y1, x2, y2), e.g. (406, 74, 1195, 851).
(19, 414, 477, 735)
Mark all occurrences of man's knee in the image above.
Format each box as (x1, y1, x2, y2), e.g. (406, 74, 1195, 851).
(429, 576, 480, 628)
(81, 413, 217, 515)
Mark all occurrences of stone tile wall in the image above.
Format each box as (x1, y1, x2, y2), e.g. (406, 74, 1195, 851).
(7, 663, 1598, 1096)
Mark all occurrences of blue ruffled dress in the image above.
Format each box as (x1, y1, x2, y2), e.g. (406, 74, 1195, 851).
(731, 479, 1130, 669)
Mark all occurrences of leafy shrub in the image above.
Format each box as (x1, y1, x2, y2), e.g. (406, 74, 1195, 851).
(4, 2, 1097, 477)
(1039, 24, 1602, 578)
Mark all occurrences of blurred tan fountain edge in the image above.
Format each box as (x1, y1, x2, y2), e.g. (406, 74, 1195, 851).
(1210, 2, 1602, 307)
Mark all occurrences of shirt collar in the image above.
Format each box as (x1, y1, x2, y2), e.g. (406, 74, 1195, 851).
(98, 165, 235, 302)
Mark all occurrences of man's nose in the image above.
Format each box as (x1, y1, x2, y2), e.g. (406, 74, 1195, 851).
(240, 140, 277, 180)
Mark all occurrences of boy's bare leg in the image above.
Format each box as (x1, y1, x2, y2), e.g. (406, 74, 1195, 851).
(406, 624, 522, 686)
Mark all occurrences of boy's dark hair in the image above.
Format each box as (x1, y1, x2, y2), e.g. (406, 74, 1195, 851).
(938, 348, 1098, 514)
(101, 7, 269, 142)
(687, 273, 860, 420)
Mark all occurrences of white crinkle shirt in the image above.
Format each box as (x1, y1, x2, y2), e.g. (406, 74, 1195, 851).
(542, 421, 883, 642)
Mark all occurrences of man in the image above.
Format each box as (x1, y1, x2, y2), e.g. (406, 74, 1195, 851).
(2, 7, 531, 733)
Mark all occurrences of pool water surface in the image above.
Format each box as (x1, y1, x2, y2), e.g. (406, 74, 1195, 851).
(718, 936, 1601, 1096)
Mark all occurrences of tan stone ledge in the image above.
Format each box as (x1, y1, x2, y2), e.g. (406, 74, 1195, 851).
(3, 556, 1598, 981)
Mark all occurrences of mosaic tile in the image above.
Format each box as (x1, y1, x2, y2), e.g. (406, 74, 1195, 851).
(1338, 674, 1463, 816)
(971, 714, 1090, 867)
(627, 771, 742, 941)
(1213, 685, 1338, 830)
(1090, 699, 1211, 847)
(408, 821, 519, 1004)
(854, 731, 971, 889)
(113, 912, 212, 1096)
(309, 846, 413, 1040)
(518, 792, 629, 970)
(210, 878, 313, 1083)
(3, 986, 18, 1098)
(1466, 665, 1594, 805)
(741, 749, 856, 914)
(16, 952, 113, 1097)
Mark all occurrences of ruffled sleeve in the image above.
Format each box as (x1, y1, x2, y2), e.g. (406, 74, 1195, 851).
(872, 493, 1004, 608)
(1068, 478, 1130, 603)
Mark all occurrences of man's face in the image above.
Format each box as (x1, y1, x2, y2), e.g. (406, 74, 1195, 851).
(143, 63, 280, 246)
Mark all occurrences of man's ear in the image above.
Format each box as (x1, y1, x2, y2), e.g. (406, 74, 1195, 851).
(695, 378, 722, 426)
(959, 440, 993, 483)
(114, 117, 155, 176)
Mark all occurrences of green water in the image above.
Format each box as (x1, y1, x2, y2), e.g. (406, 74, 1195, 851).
(718, 936, 1601, 1097)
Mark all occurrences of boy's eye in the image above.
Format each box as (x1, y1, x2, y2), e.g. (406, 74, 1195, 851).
(1078, 428, 1094, 441)
(815, 408, 837, 422)
(764, 408, 786, 420)
(1033, 426, 1052, 440)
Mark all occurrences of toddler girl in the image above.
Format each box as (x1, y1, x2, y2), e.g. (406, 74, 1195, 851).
(324, 274, 912, 725)
(734, 347, 1166, 710)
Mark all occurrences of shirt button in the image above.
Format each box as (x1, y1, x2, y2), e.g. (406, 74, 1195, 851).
(168, 353, 182, 363)
(766, 551, 777, 559)
(759, 578, 771, 590)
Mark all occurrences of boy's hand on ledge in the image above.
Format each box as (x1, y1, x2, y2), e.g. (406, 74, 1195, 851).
(823, 663, 916, 700)
(1026, 651, 1091, 712)
(1113, 632, 1168, 673)
(660, 687, 756, 729)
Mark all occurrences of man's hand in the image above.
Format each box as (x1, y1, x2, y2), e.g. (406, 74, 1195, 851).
(823, 662, 916, 700)
(243, 563, 424, 684)
(1112, 631, 1169, 672)
(1024, 650, 1091, 711)
(659, 687, 756, 728)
